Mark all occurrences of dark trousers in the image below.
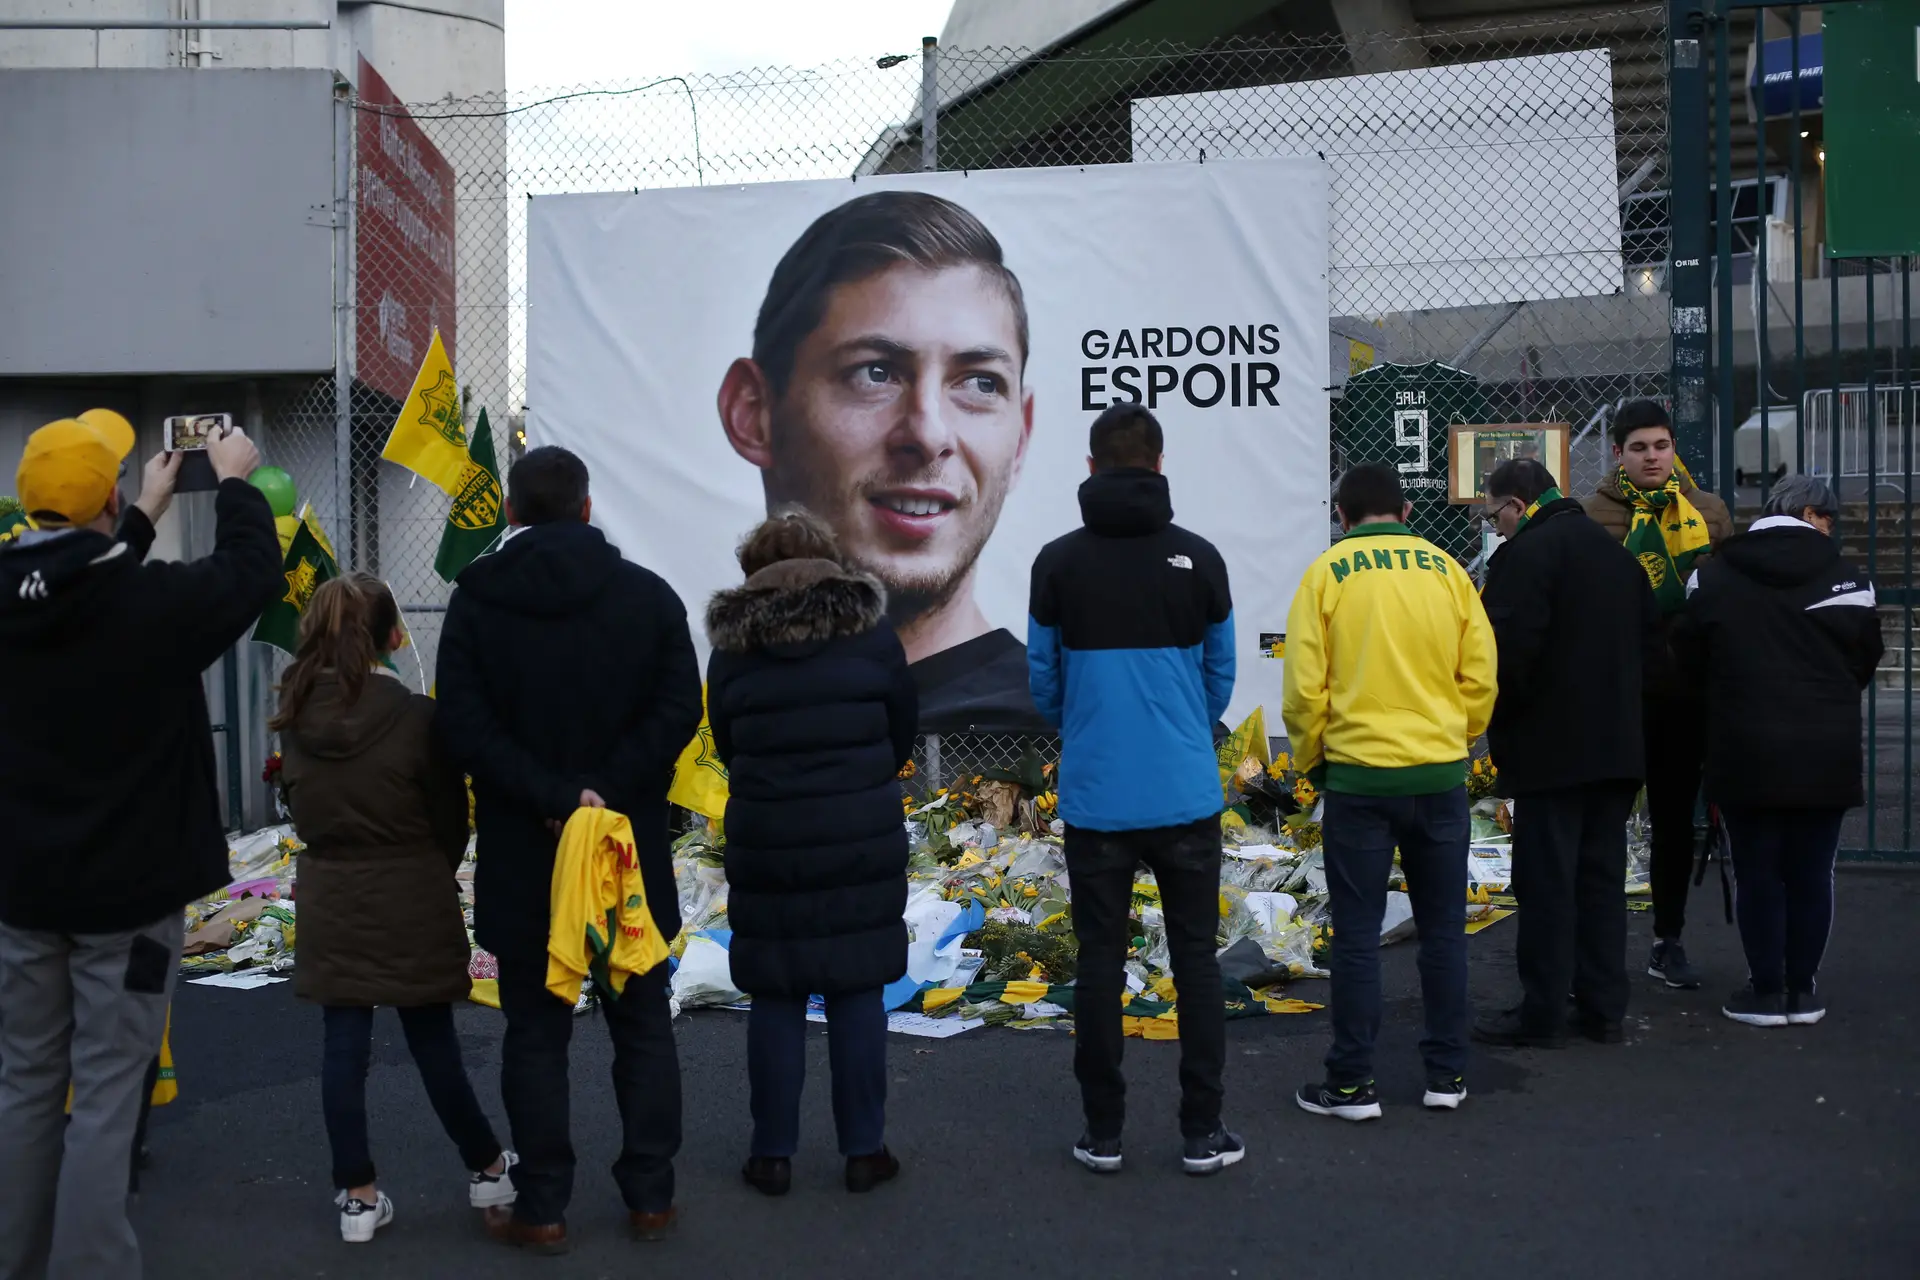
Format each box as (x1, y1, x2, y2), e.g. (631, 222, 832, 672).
(1644, 710, 1707, 940)
(1321, 788, 1470, 1084)
(321, 1003, 502, 1190)
(1511, 783, 1639, 1030)
(1066, 816, 1224, 1141)
(496, 955, 679, 1225)
(1722, 807, 1844, 995)
(746, 989, 886, 1159)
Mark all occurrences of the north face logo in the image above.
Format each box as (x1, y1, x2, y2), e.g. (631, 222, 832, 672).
(1168, 554, 1193, 570)
(17, 570, 46, 601)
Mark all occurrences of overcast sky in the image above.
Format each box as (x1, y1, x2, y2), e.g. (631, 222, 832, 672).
(505, 0, 957, 90)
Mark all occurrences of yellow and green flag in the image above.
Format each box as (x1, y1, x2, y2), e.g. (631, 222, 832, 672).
(667, 687, 730, 820)
(381, 327, 470, 496)
(255, 516, 340, 654)
(1215, 706, 1271, 800)
(434, 408, 507, 582)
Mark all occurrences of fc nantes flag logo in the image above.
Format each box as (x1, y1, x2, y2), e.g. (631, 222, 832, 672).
(382, 328, 471, 495)
(668, 687, 730, 821)
(434, 407, 508, 582)
(254, 515, 340, 654)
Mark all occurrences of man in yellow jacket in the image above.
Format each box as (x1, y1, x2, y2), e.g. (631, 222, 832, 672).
(1282, 462, 1497, 1121)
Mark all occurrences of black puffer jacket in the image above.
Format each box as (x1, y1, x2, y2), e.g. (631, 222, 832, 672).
(706, 559, 917, 997)
(1671, 518, 1884, 809)
(438, 521, 703, 960)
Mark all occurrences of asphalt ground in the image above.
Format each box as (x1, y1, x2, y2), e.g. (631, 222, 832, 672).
(135, 869, 1920, 1280)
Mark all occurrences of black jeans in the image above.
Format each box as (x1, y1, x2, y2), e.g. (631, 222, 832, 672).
(747, 989, 886, 1158)
(320, 1003, 501, 1190)
(1511, 782, 1640, 1030)
(496, 954, 679, 1225)
(1722, 806, 1844, 995)
(1065, 816, 1224, 1141)
(1321, 788, 1470, 1084)
(1644, 709, 1707, 940)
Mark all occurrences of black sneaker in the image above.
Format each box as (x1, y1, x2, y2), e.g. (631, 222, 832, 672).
(1295, 1080, 1382, 1121)
(1422, 1076, 1467, 1110)
(1721, 984, 1788, 1027)
(1570, 1011, 1625, 1044)
(1472, 1007, 1567, 1049)
(1072, 1133, 1123, 1175)
(1181, 1127, 1246, 1176)
(1787, 988, 1826, 1026)
(1648, 939, 1701, 990)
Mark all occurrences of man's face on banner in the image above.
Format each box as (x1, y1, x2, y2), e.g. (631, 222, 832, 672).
(725, 262, 1034, 624)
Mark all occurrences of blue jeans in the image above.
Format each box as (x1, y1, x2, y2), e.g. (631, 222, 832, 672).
(747, 989, 886, 1159)
(1321, 787, 1470, 1084)
(321, 1003, 501, 1190)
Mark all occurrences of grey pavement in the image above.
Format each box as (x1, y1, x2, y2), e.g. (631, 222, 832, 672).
(135, 870, 1920, 1279)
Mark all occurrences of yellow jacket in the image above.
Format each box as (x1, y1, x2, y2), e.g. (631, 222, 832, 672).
(547, 807, 670, 1005)
(1281, 522, 1497, 795)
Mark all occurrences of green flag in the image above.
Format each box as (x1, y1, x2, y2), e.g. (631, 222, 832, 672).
(434, 407, 507, 582)
(255, 518, 340, 654)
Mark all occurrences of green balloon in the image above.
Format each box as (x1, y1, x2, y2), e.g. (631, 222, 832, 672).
(248, 466, 297, 518)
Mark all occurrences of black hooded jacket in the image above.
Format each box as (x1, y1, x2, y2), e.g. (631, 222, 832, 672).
(1671, 519, 1883, 809)
(0, 480, 282, 932)
(705, 558, 917, 998)
(437, 521, 702, 959)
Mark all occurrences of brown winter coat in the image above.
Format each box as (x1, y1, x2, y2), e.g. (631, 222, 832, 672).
(1581, 473, 1735, 550)
(280, 670, 473, 1007)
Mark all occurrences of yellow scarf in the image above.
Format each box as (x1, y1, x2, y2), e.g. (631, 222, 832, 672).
(1617, 461, 1712, 611)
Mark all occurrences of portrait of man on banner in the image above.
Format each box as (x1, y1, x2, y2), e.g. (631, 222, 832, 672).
(715, 191, 1045, 732)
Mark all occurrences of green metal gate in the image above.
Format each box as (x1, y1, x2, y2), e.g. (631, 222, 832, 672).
(1672, 0, 1916, 857)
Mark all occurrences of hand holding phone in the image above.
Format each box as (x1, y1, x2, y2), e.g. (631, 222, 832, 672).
(133, 452, 184, 525)
(207, 425, 261, 483)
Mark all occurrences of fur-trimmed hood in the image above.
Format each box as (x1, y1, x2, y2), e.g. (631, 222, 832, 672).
(706, 557, 886, 654)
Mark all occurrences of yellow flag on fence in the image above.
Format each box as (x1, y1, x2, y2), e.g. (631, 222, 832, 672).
(381, 328, 470, 496)
(299, 501, 337, 560)
(1215, 706, 1271, 800)
(668, 687, 730, 820)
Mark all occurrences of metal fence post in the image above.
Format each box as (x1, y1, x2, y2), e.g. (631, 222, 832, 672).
(920, 36, 939, 172)
(1666, 0, 1713, 476)
(332, 75, 356, 572)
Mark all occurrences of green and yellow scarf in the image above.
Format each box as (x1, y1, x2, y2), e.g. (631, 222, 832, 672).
(1616, 463, 1711, 613)
(1512, 487, 1565, 535)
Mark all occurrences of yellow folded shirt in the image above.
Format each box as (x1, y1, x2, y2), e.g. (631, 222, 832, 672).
(546, 807, 670, 1005)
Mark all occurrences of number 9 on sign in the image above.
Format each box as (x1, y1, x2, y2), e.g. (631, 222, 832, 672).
(1395, 408, 1430, 474)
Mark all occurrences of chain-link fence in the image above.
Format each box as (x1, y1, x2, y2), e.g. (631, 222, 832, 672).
(262, 6, 1670, 716)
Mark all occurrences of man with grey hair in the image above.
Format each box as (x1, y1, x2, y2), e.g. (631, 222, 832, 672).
(1671, 474, 1882, 1028)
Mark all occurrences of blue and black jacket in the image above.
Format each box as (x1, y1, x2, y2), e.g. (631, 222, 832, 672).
(1027, 468, 1235, 832)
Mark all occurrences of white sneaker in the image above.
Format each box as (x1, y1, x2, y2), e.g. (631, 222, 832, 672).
(335, 1190, 394, 1243)
(470, 1150, 519, 1209)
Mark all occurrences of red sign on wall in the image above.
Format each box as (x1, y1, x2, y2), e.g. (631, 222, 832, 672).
(356, 56, 457, 403)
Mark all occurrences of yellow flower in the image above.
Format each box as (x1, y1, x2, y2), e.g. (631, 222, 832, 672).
(1023, 884, 1038, 897)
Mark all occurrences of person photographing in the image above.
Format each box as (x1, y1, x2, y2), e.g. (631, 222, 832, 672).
(1582, 400, 1732, 990)
(0, 412, 280, 1279)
